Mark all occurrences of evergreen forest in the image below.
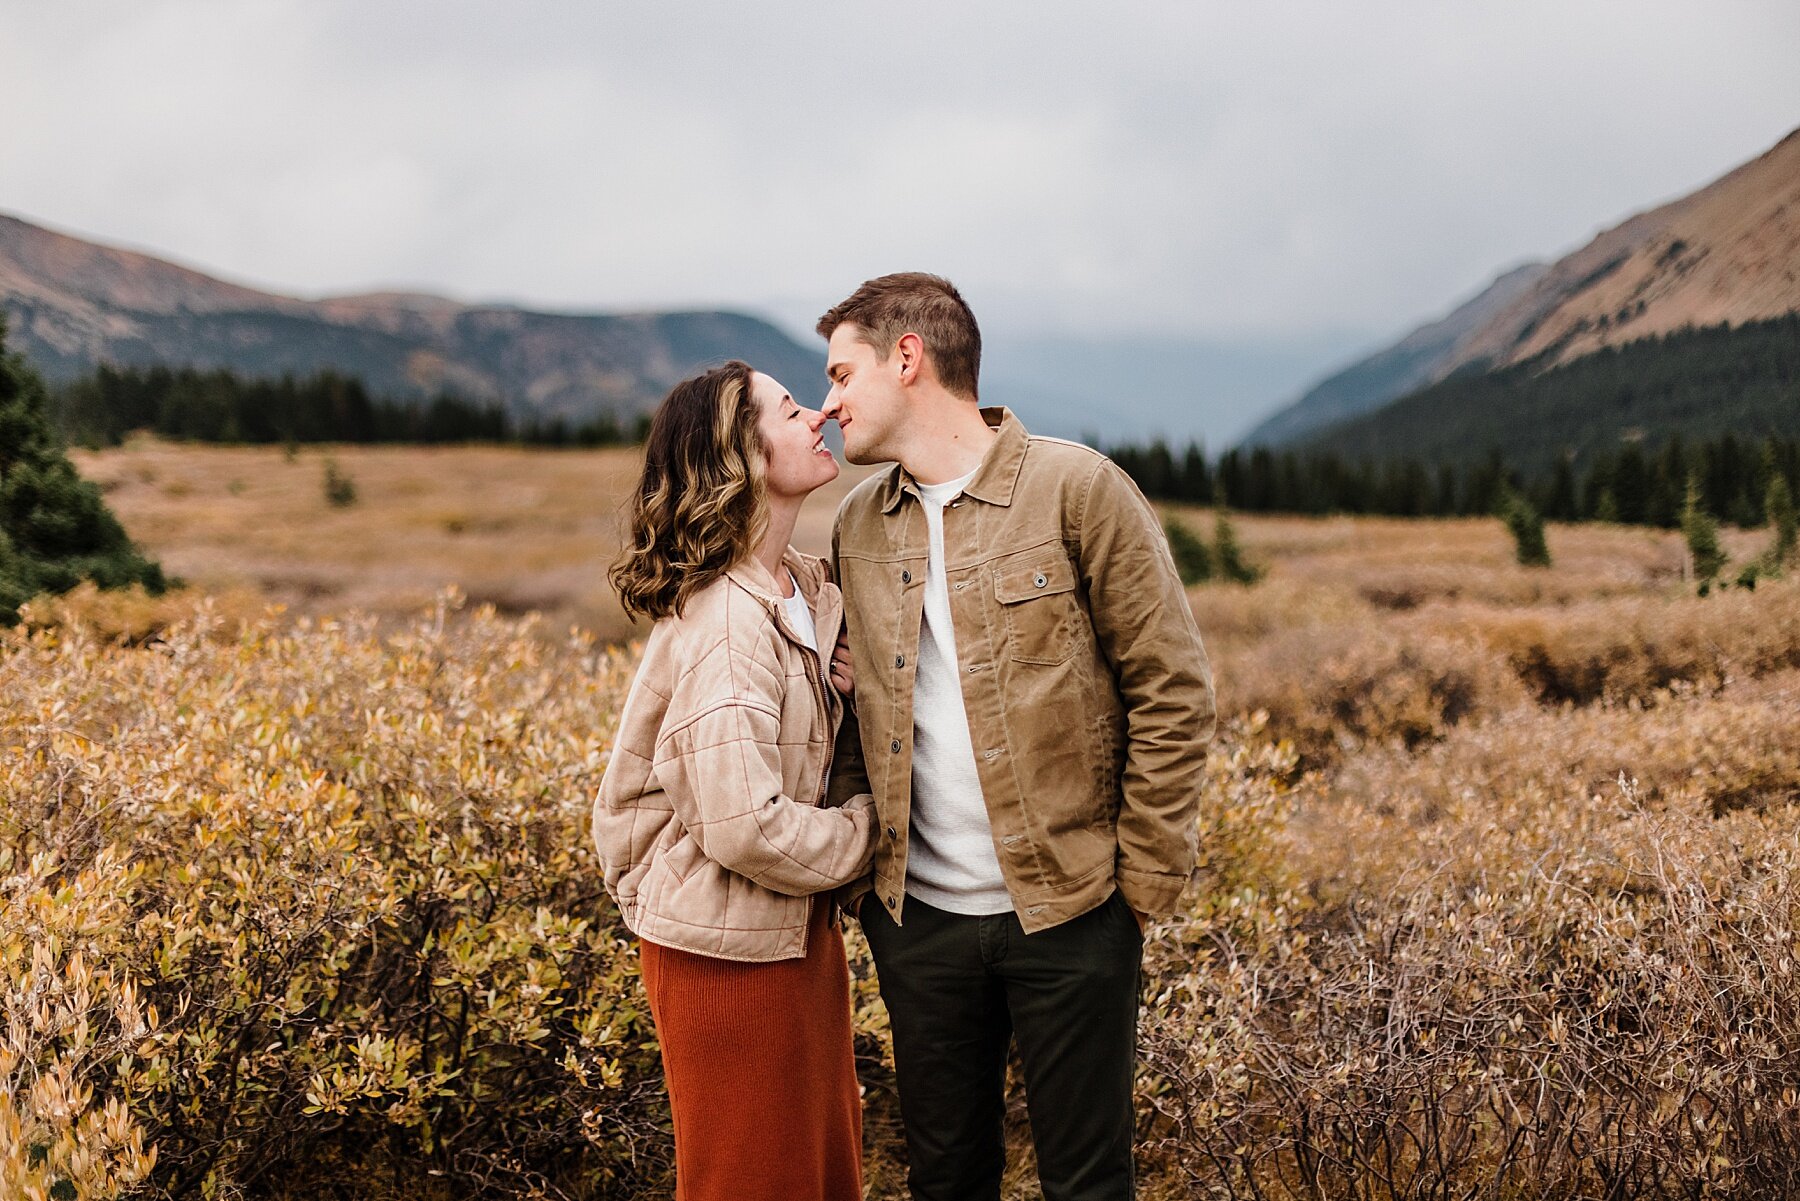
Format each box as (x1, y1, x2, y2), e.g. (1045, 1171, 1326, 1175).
(1110, 315, 1800, 528)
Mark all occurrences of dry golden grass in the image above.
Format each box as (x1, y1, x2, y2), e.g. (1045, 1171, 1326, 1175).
(70, 439, 878, 645)
(12, 446, 1800, 1199)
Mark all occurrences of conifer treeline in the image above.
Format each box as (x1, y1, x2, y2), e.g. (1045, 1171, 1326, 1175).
(1108, 434, 1800, 529)
(2, 322, 166, 623)
(49, 364, 646, 448)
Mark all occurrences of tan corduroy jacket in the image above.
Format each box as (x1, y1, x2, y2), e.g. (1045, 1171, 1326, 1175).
(593, 547, 876, 962)
(831, 407, 1217, 934)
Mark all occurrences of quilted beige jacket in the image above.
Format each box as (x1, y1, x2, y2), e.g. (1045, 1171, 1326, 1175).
(593, 546, 877, 962)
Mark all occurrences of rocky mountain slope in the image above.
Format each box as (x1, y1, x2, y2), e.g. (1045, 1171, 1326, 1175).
(1244, 125, 1800, 448)
(0, 213, 825, 418)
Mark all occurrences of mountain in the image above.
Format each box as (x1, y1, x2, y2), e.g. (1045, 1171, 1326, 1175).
(1244, 125, 1800, 448)
(1290, 314, 1800, 478)
(1237, 263, 1548, 447)
(0, 212, 825, 419)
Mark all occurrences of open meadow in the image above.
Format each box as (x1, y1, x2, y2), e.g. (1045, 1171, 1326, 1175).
(7, 441, 1800, 1199)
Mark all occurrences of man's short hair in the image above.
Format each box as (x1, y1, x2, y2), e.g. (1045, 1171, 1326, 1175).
(816, 272, 981, 400)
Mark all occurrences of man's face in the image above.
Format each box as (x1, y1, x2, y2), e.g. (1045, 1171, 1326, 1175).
(821, 323, 905, 466)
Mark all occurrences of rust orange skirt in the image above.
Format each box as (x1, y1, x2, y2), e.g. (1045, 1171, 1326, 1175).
(638, 898, 863, 1201)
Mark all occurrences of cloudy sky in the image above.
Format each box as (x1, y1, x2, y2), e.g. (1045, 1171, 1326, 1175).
(5, 1, 1798, 441)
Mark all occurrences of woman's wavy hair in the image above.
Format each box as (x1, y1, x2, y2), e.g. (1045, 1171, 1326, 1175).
(611, 360, 768, 621)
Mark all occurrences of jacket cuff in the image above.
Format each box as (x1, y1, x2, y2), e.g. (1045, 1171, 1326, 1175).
(835, 874, 875, 916)
(1116, 865, 1187, 917)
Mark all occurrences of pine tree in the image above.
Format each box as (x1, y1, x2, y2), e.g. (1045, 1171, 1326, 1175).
(1763, 472, 1796, 571)
(1162, 515, 1213, 585)
(323, 457, 358, 507)
(1499, 487, 1551, 567)
(0, 318, 166, 623)
(1681, 473, 1728, 595)
(1213, 511, 1263, 585)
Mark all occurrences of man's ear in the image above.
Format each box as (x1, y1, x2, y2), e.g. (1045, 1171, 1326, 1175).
(894, 332, 925, 386)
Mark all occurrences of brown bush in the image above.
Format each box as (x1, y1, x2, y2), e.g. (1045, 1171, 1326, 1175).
(2, 594, 667, 1200)
(1140, 791, 1800, 1198)
(9, 506, 1800, 1200)
(1467, 579, 1800, 705)
(1218, 624, 1527, 769)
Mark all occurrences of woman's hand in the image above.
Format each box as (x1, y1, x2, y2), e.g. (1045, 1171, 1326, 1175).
(830, 628, 855, 697)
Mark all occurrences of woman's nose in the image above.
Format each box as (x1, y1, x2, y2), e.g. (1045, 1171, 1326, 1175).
(806, 408, 829, 433)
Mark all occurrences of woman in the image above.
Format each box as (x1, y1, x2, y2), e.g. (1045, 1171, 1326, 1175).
(594, 360, 874, 1201)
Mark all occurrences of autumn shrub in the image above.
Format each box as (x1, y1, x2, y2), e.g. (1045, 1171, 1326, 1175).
(7, 542, 1800, 1200)
(1218, 623, 1527, 768)
(1, 850, 160, 1201)
(1140, 668, 1800, 1199)
(1468, 578, 1800, 705)
(1140, 791, 1800, 1199)
(1, 593, 666, 1200)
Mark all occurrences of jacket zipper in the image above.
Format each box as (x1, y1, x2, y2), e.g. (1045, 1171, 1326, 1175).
(801, 640, 835, 808)
(779, 594, 838, 955)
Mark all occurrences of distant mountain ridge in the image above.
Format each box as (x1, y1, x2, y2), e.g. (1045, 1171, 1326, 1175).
(1243, 125, 1800, 448)
(0, 213, 825, 418)
(1239, 262, 1548, 447)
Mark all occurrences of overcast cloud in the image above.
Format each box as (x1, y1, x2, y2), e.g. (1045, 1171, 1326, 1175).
(4, 1, 1797, 440)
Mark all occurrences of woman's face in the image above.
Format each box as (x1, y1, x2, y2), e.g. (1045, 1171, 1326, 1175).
(752, 371, 839, 499)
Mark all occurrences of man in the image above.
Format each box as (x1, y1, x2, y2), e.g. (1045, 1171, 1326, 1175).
(819, 272, 1216, 1201)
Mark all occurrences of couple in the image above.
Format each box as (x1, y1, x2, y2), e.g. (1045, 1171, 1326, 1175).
(593, 273, 1216, 1201)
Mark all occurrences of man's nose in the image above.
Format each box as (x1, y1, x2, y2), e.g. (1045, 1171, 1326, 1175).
(821, 387, 842, 419)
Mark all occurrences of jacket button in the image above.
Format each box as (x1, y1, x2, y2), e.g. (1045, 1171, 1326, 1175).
(895, 654, 905, 668)
(885, 825, 897, 838)
(891, 739, 902, 753)
(1034, 573, 1047, 588)
(901, 570, 911, 584)
(886, 896, 897, 910)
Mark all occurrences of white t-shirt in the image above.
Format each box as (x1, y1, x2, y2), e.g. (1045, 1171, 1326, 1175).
(780, 571, 818, 653)
(904, 467, 1011, 914)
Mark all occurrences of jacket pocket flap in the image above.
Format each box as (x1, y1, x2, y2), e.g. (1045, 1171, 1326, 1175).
(994, 556, 1077, 604)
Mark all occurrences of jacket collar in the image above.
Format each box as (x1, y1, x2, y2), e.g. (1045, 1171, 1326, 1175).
(724, 545, 828, 607)
(878, 406, 1029, 514)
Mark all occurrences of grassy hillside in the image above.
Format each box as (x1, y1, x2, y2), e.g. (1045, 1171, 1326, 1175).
(1297, 315, 1800, 476)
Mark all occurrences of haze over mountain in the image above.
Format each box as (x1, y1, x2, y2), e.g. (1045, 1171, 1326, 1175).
(1244, 125, 1800, 449)
(0, 212, 826, 418)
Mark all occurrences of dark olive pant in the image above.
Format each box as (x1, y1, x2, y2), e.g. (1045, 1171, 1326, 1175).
(860, 890, 1143, 1201)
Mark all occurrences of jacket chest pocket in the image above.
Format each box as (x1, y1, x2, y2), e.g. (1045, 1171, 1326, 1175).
(993, 554, 1081, 665)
